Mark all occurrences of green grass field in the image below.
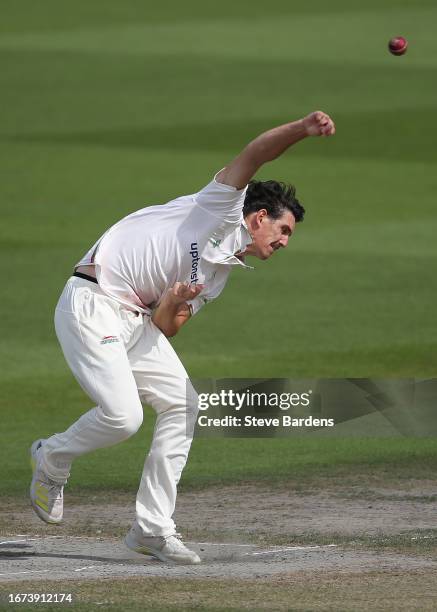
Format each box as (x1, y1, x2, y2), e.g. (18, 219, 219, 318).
(1, 0, 437, 505)
(1, 4, 437, 610)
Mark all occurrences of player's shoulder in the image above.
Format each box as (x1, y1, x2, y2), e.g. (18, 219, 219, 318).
(197, 171, 247, 197)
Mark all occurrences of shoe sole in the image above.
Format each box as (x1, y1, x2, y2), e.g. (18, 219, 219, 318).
(124, 534, 200, 565)
(30, 440, 62, 526)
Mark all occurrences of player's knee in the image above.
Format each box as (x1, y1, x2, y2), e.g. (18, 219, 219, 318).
(95, 401, 143, 439)
(122, 407, 143, 437)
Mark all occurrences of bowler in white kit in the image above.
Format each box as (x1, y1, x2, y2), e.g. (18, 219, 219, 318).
(30, 111, 335, 564)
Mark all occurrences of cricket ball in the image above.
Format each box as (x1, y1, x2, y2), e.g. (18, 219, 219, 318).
(388, 36, 408, 56)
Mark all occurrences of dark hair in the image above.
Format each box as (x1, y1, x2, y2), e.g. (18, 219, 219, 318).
(243, 180, 305, 222)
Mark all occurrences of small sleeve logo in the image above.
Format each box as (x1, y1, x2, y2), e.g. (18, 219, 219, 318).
(100, 335, 120, 345)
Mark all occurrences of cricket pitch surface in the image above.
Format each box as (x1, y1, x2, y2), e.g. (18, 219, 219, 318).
(1, 479, 437, 609)
(1, 535, 435, 583)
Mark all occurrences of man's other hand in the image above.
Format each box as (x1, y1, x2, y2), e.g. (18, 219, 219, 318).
(166, 282, 204, 305)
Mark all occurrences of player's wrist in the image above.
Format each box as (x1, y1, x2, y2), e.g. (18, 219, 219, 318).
(300, 116, 312, 137)
(284, 119, 309, 143)
(162, 291, 184, 308)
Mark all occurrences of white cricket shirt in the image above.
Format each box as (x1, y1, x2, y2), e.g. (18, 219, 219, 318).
(76, 174, 253, 315)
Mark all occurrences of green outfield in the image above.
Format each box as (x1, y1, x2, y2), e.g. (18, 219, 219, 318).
(1, 0, 437, 494)
(2, 4, 437, 610)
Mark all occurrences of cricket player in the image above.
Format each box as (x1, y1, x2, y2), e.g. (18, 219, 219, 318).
(30, 111, 335, 564)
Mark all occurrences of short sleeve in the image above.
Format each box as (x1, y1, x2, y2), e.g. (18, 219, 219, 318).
(194, 171, 248, 226)
(187, 265, 231, 317)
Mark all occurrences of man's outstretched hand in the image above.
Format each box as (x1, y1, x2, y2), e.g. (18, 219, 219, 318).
(302, 111, 336, 137)
(217, 110, 336, 189)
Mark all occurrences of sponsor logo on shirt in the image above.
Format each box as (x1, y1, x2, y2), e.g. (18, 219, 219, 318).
(190, 242, 200, 284)
(100, 335, 120, 345)
(209, 238, 222, 248)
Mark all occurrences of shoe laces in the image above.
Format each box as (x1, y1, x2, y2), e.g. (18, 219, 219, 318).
(164, 533, 187, 549)
(35, 445, 66, 500)
(48, 482, 64, 501)
(38, 473, 64, 501)
(165, 532, 183, 540)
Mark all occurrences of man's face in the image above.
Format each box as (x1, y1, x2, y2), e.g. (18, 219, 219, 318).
(243, 209, 296, 260)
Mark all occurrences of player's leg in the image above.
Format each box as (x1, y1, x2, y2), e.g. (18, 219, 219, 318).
(30, 277, 144, 523)
(124, 315, 200, 563)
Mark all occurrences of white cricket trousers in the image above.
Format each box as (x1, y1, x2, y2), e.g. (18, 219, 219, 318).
(41, 276, 199, 537)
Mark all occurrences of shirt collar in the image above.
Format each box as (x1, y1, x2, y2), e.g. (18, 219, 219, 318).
(203, 221, 254, 269)
(240, 218, 253, 252)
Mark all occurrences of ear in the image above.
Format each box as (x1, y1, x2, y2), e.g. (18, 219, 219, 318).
(256, 209, 268, 226)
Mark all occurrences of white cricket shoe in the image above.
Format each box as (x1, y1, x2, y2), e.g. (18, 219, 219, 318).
(30, 439, 64, 525)
(125, 523, 201, 565)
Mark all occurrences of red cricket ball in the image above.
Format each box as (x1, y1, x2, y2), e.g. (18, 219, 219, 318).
(388, 36, 408, 56)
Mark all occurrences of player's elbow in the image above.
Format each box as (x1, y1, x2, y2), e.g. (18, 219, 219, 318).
(152, 303, 191, 338)
(167, 315, 191, 337)
(152, 318, 186, 338)
(152, 319, 178, 338)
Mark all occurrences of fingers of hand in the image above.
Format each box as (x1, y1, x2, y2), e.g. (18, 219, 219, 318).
(179, 283, 192, 298)
(321, 122, 334, 136)
(314, 112, 335, 137)
(174, 282, 203, 300)
(173, 282, 186, 296)
(325, 120, 336, 136)
(304, 111, 334, 137)
(189, 283, 204, 298)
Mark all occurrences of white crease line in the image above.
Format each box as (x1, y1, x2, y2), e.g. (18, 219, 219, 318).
(196, 542, 253, 547)
(0, 540, 36, 545)
(1, 566, 99, 577)
(0, 569, 52, 577)
(4, 535, 98, 541)
(50, 535, 104, 540)
(247, 544, 338, 556)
